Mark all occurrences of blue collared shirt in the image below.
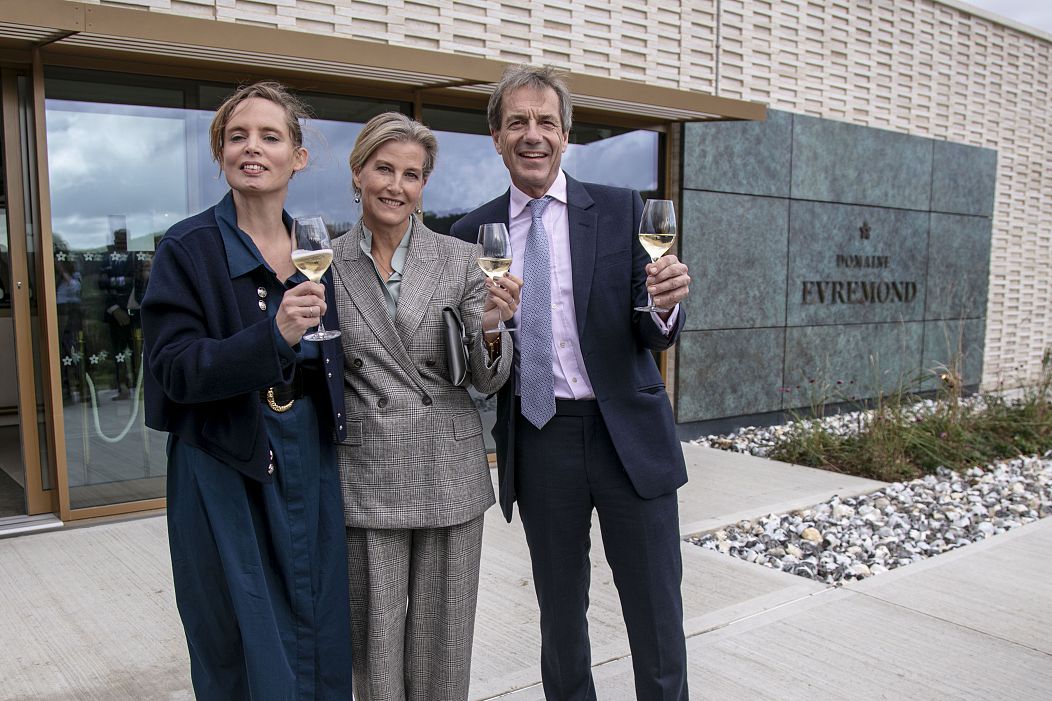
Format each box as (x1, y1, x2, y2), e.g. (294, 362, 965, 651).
(214, 191, 319, 366)
(360, 217, 413, 318)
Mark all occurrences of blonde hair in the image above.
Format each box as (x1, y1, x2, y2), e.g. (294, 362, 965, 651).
(349, 112, 438, 193)
(209, 81, 309, 162)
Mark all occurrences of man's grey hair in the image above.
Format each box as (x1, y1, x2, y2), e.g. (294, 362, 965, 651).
(487, 64, 573, 135)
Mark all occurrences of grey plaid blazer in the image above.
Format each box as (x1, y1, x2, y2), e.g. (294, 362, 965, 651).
(332, 218, 513, 529)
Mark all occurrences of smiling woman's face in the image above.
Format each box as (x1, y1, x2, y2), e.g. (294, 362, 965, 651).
(353, 139, 427, 235)
(221, 97, 306, 197)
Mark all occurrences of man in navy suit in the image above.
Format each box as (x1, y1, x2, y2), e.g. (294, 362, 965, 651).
(450, 65, 692, 700)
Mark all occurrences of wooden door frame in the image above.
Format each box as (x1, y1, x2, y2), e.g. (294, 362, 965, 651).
(1, 65, 56, 515)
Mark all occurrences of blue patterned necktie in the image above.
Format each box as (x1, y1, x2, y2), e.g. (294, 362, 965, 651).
(519, 196, 556, 429)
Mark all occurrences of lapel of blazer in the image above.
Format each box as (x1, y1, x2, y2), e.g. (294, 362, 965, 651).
(333, 222, 420, 384)
(394, 217, 441, 347)
(565, 175, 597, 339)
(492, 191, 512, 228)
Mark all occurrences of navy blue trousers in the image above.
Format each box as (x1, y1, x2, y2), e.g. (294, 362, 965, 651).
(515, 399, 688, 701)
(167, 396, 353, 700)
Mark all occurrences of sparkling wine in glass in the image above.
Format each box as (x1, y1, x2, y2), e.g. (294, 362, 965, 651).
(477, 222, 515, 333)
(634, 199, 677, 313)
(292, 216, 340, 341)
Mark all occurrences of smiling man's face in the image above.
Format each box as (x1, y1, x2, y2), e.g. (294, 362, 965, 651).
(492, 85, 569, 199)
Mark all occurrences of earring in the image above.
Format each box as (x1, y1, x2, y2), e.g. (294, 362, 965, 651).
(354, 191, 361, 204)
(415, 204, 423, 216)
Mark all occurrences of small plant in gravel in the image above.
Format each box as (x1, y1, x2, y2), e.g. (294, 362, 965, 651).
(768, 349, 1052, 482)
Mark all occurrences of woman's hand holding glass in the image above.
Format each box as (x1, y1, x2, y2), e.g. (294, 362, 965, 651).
(275, 281, 328, 347)
(477, 223, 519, 334)
(292, 215, 340, 341)
(483, 273, 522, 341)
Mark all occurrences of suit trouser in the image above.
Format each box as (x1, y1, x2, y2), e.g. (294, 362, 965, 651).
(515, 399, 688, 701)
(346, 515, 485, 701)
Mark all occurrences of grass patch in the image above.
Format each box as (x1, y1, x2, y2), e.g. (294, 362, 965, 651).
(769, 350, 1052, 482)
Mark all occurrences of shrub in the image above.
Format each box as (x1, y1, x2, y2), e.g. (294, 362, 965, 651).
(768, 349, 1052, 481)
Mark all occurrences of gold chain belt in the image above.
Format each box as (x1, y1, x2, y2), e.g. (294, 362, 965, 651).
(265, 387, 295, 412)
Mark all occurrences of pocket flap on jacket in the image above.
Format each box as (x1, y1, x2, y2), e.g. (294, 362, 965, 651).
(452, 411, 482, 440)
(343, 420, 364, 445)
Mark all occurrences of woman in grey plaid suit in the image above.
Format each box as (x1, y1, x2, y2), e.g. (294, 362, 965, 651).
(332, 112, 518, 701)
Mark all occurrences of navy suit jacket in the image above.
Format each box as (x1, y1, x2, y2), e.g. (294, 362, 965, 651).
(450, 174, 688, 521)
(141, 205, 346, 483)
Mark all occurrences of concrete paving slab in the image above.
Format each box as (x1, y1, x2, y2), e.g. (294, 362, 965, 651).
(694, 589, 1052, 701)
(846, 518, 1052, 655)
(511, 586, 1052, 701)
(507, 521, 1052, 701)
(0, 515, 192, 701)
(4, 445, 1046, 701)
(471, 507, 827, 700)
(677, 444, 887, 536)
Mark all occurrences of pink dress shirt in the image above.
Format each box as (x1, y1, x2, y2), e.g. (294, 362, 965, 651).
(507, 170, 678, 400)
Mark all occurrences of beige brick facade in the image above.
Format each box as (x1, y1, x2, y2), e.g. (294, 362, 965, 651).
(78, 0, 1052, 386)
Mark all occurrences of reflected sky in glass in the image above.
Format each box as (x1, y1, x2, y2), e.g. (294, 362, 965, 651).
(426, 127, 658, 218)
(46, 101, 192, 251)
(46, 101, 365, 248)
(46, 99, 659, 251)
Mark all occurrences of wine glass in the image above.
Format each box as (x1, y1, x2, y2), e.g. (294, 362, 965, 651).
(477, 223, 515, 333)
(291, 216, 340, 341)
(634, 199, 678, 313)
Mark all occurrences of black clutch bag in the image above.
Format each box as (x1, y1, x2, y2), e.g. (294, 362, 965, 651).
(441, 306, 470, 387)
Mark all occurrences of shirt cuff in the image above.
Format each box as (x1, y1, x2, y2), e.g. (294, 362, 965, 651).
(650, 304, 680, 337)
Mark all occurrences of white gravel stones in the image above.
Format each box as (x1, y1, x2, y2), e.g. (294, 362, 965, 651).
(689, 453, 1052, 584)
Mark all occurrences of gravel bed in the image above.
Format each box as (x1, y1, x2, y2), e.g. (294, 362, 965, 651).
(688, 401, 1052, 583)
(691, 397, 987, 458)
(689, 456, 1052, 583)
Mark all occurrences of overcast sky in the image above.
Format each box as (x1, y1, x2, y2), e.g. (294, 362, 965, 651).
(959, 0, 1052, 35)
(45, 101, 658, 250)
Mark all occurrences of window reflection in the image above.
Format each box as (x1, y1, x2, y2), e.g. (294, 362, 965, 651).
(564, 129, 660, 194)
(44, 73, 661, 503)
(45, 73, 396, 508)
(46, 100, 186, 509)
(422, 106, 661, 234)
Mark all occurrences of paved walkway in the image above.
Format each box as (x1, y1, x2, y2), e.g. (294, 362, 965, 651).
(1, 444, 1050, 700)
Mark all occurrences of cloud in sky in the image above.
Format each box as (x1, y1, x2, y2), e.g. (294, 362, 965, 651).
(46, 103, 659, 248)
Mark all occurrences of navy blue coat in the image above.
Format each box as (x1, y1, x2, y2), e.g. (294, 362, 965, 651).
(141, 204, 346, 483)
(449, 175, 688, 521)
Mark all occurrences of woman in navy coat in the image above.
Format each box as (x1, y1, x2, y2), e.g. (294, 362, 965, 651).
(141, 81, 352, 700)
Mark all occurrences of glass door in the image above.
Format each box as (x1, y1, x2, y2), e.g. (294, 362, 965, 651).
(1, 68, 55, 520)
(0, 92, 26, 519)
(42, 68, 399, 517)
